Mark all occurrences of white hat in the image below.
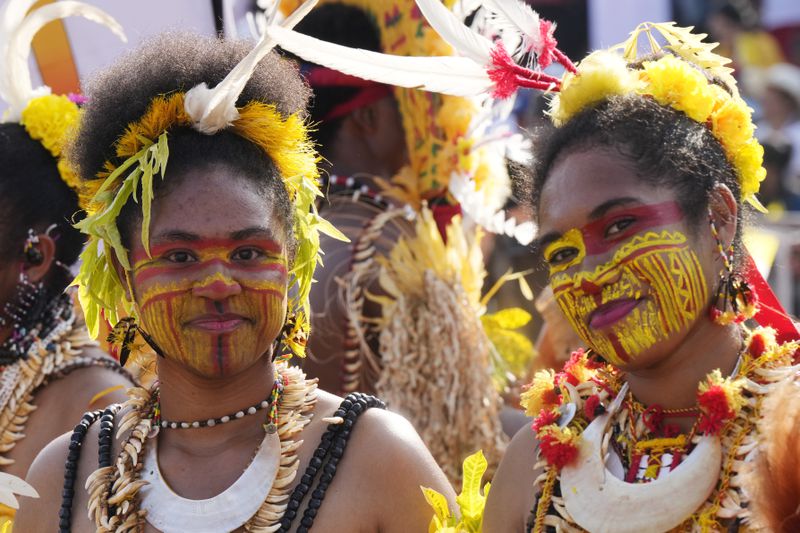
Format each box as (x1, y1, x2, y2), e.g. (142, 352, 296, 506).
(766, 63, 800, 108)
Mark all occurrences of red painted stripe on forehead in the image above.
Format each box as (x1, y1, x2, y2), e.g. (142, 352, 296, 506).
(134, 260, 288, 285)
(132, 238, 284, 263)
(580, 201, 684, 256)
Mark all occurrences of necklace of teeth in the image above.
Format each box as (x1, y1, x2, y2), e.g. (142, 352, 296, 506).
(152, 377, 284, 432)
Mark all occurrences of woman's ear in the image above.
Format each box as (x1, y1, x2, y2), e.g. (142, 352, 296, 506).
(21, 233, 56, 284)
(708, 183, 738, 250)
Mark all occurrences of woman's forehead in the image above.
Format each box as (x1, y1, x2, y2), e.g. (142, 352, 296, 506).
(538, 147, 677, 233)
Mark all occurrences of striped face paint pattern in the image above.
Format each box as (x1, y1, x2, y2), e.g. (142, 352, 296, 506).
(544, 202, 707, 365)
(132, 238, 287, 377)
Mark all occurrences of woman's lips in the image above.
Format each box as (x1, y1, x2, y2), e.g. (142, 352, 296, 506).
(188, 314, 248, 333)
(587, 298, 641, 330)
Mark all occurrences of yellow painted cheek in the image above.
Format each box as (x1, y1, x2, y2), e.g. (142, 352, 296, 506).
(549, 231, 709, 365)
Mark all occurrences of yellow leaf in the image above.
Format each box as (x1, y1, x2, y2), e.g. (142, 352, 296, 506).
(456, 450, 489, 526)
(483, 308, 532, 330)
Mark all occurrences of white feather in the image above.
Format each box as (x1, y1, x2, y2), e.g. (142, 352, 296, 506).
(1, 0, 126, 121)
(184, 0, 317, 134)
(482, 0, 542, 54)
(268, 26, 493, 97)
(414, 0, 493, 64)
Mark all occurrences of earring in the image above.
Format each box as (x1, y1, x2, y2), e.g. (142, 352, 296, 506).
(0, 273, 49, 363)
(23, 229, 43, 266)
(274, 312, 307, 361)
(707, 211, 757, 325)
(107, 317, 165, 366)
(107, 317, 139, 366)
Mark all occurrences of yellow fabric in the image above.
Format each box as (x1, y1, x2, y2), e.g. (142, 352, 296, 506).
(0, 504, 14, 533)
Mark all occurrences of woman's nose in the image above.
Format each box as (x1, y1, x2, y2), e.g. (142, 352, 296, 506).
(192, 273, 242, 300)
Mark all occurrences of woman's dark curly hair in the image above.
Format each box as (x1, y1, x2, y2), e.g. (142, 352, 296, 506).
(529, 89, 747, 267)
(68, 31, 312, 254)
(0, 124, 84, 293)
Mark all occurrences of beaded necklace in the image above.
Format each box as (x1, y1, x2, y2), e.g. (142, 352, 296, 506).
(83, 362, 317, 532)
(151, 376, 284, 431)
(526, 329, 800, 532)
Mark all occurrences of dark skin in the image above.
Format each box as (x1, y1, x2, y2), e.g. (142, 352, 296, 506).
(0, 231, 131, 481)
(484, 146, 742, 532)
(16, 166, 454, 532)
(305, 94, 411, 393)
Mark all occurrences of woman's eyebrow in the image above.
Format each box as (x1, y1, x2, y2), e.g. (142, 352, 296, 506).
(587, 197, 642, 220)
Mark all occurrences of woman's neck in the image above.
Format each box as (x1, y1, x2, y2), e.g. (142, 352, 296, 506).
(154, 355, 277, 454)
(623, 320, 742, 414)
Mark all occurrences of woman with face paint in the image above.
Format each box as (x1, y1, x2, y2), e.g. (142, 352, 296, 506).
(261, 2, 800, 529)
(480, 24, 800, 533)
(14, 9, 455, 533)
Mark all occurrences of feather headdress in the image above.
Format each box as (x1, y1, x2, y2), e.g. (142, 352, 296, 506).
(73, 0, 346, 359)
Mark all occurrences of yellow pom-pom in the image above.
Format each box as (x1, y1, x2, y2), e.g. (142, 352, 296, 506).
(550, 51, 640, 126)
(520, 369, 557, 417)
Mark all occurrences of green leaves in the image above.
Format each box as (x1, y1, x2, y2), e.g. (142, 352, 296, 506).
(421, 450, 490, 533)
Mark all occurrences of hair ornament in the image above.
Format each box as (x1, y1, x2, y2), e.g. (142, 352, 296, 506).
(0, 0, 126, 191)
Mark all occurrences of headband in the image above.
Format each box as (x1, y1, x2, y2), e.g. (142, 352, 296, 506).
(72, 0, 345, 358)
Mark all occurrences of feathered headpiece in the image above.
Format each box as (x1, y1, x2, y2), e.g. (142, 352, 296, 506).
(0, 0, 126, 191)
(73, 0, 346, 358)
(277, 0, 538, 244)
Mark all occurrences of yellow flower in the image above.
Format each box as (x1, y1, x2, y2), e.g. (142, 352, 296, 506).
(640, 55, 715, 123)
(550, 50, 640, 126)
(711, 97, 754, 152)
(699, 369, 746, 411)
(733, 137, 766, 202)
(520, 369, 557, 416)
(20, 94, 79, 158)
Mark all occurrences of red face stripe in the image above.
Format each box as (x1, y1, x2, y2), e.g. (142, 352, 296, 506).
(579, 201, 683, 256)
(133, 260, 287, 285)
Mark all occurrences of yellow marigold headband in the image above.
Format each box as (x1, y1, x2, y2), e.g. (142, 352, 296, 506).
(549, 22, 766, 211)
(73, 0, 341, 358)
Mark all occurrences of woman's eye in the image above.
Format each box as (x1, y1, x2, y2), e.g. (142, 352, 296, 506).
(547, 248, 578, 265)
(606, 217, 636, 237)
(232, 248, 263, 261)
(166, 251, 196, 264)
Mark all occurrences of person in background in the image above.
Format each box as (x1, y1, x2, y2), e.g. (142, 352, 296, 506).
(0, 4, 133, 527)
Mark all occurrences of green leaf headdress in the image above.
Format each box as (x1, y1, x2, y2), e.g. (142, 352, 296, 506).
(73, 0, 346, 358)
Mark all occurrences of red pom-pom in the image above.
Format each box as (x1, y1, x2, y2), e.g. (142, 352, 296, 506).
(541, 387, 560, 406)
(539, 432, 578, 469)
(584, 395, 601, 420)
(532, 409, 560, 433)
(749, 333, 767, 359)
(697, 385, 734, 435)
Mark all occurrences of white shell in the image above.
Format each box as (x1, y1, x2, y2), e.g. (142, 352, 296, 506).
(140, 431, 280, 532)
(560, 410, 722, 533)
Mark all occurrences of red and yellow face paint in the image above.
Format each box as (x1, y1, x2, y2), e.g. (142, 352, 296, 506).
(543, 202, 708, 365)
(131, 238, 288, 378)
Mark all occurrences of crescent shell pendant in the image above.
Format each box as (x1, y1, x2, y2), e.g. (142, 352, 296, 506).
(560, 412, 723, 533)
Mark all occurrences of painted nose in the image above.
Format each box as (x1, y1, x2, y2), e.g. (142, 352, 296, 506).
(580, 278, 602, 295)
(193, 276, 242, 300)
